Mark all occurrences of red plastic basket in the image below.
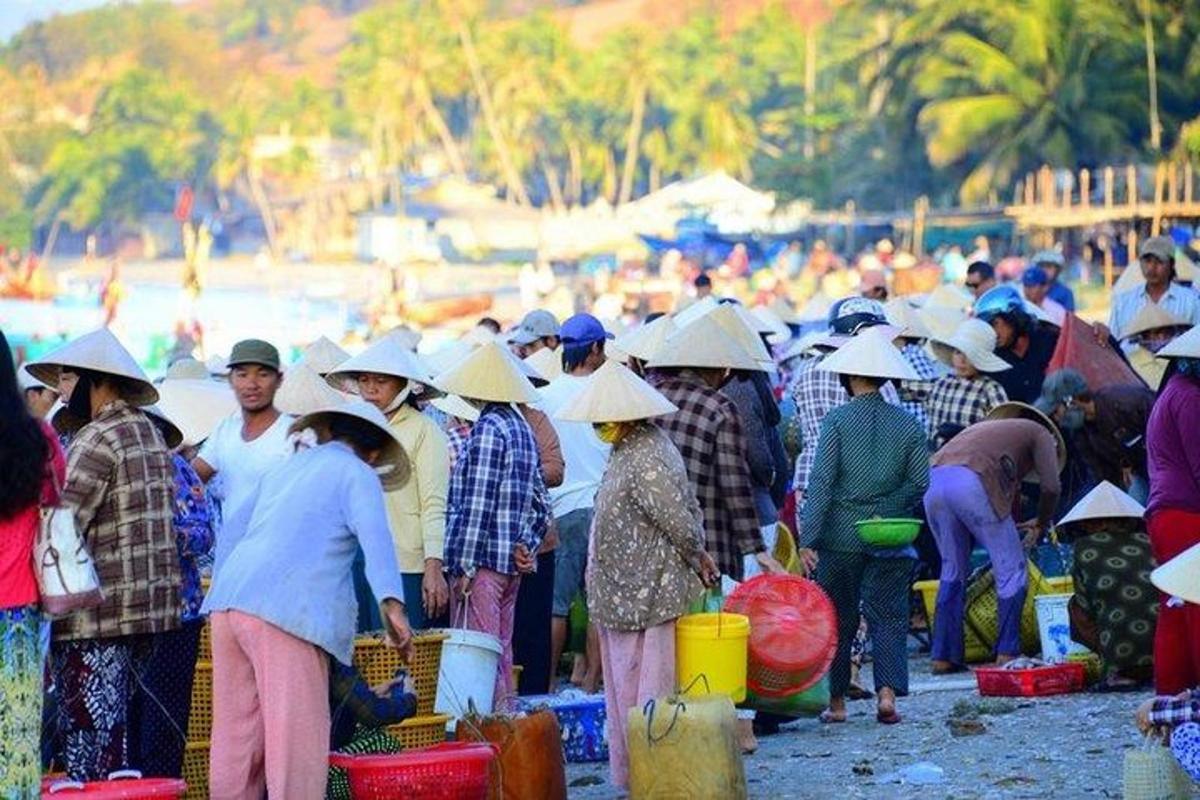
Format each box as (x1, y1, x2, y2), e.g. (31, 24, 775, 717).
(329, 743, 497, 800)
(724, 575, 838, 697)
(974, 662, 1086, 697)
(41, 775, 187, 799)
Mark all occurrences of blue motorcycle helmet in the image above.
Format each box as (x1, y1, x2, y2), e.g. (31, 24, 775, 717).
(973, 284, 1027, 323)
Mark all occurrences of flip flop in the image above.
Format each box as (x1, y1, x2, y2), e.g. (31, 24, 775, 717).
(819, 710, 848, 724)
(876, 708, 902, 725)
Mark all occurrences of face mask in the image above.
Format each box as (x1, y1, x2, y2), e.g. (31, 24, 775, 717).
(594, 422, 625, 444)
(1060, 406, 1085, 431)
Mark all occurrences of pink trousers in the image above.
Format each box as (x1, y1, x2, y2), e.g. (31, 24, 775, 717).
(598, 621, 677, 789)
(208, 610, 331, 800)
(452, 568, 521, 712)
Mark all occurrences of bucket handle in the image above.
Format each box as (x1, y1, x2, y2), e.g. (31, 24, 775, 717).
(643, 697, 686, 745)
(680, 673, 711, 696)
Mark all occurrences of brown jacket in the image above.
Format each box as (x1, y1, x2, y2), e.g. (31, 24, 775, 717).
(587, 424, 705, 631)
(56, 401, 181, 641)
(520, 405, 564, 552)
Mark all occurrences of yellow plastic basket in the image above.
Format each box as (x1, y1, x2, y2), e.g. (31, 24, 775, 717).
(352, 632, 447, 716)
(187, 660, 213, 742)
(913, 579, 991, 663)
(386, 713, 452, 749)
(197, 620, 211, 662)
(181, 741, 208, 799)
(965, 561, 1053, 654)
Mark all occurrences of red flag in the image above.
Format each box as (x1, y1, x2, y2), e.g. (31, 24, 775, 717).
(1046, 314, 1144, 390)
(174, 186, 194, 223)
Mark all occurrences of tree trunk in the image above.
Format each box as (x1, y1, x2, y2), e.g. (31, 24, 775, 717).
(417, 78, 468, 180)
(803, 25, 818, 161)
(617, 81, 647, 206)
(568, 141, 583, 205)
(604, 149, 618, 205)
(244, 167, 280, 260)
(540, 155, 566, 213)
(448, 4, 531, 205)
(1141, 0, 1162, 151)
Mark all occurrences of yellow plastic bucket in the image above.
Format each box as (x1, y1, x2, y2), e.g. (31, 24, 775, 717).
(676, 612, 751, 703)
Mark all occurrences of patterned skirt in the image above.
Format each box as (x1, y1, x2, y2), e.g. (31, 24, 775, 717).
(0, 606, 45, 800)
(1071, 529, 1158, 676)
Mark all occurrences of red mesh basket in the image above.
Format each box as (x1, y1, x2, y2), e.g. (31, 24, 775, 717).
(975, 663, 1086, 697)
(329, 743, 496, 800)
(724, 575, 838, 697)
(41, 775, 187, 799)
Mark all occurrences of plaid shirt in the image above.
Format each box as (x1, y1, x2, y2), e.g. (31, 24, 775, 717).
(444, 403, 549, 577)
(57, 401, 182, 641)
(896, 342, 947, 433)
(1150, 689, 1200, 726)
(925, 375, 1008, 450)
(654, 371, 764, 579)
(790, 357, 900, 495)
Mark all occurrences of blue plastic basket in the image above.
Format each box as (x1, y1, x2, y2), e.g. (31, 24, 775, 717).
(519, 692, 608, 763)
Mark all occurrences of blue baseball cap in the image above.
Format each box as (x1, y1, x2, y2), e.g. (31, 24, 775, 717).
(560, 313, 613, 346)
(1022, 266, 1049, 287)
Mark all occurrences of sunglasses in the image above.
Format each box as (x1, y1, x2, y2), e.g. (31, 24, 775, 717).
(964, 281, 982, 290)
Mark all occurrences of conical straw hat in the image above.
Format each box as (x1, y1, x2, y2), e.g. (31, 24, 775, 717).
(769, 297, 801, 325)
(917, 305, 967, 342)
(923, 283, 974, 312)
(435, 341, 540, 404)
(424, 339, 477, 376)
(796, 292, 833, 322)
(817, 327, 921, 382)
(1121, 303, 1189, 340)
(708, 304, 773, 368)
(1057, 480, 1145, 527)
(647, 313, 763, 372)
(327, 333, 441, 396)
(745, 305, 790, 344)
(163, 358, 210, 382)
(387, 324, 423, 352)
(524, 347, 563, 382)
(155, 379, 238, 446)
(612, 315, 678, 363)
(984, 401, 1067, 473)
(556, 359, 678, 423)
(884, 299, 932, 340)
(290, 399, 411, 490)
(673, 295, 720, 329)
(1152, 541, 1200, 604)
(430, 394, 480, 423)
(276, 363, 352, 416)
(1157, 324, 1200, 359)
(141, 405, 184, 450)
(298, 335, 350, 376)
(930, 318, 1011, 374)
(26, 327, 157, 405)
(17, 367, 54, 393)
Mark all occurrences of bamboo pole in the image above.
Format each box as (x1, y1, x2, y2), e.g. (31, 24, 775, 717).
(1168, 162, 1178, 205)
(1126, 165, 1138, 207)
(1024, 173, 1035, 206)
(1186, 162, 1195, 205)
(1152, 162, 1165, 235)
(1080, 169, 1091, 207)
(1103, 240, 1114, 291)
(1104, 167, 1114, 208)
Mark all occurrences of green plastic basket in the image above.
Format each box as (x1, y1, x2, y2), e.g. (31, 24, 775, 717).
(855, 518, 922, 547)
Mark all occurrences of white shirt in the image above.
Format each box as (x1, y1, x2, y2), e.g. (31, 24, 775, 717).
(538, 374, 611, 518)
(203, 441, 405, 664)
(198, 411, 294, 573)
(1109, 283, 1200, 341)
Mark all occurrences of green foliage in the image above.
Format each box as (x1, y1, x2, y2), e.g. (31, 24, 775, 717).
(5, 0, 1200, 232)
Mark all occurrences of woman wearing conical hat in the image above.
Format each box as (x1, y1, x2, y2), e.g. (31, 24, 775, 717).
(24, 328, 183, 781)
(328, 332, 450, 631)
(1146, 324, 1200, 694)
(798, 327, 929, 725)
(1120, 303, 1191, 389)
(555, 359, 718, 790)
(436, 342, 552, 710)
(1057, 482, 1156, 690)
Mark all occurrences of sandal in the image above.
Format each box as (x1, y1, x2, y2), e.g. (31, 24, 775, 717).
(876, 708, 902, 725)
(819, 709, 848, 724)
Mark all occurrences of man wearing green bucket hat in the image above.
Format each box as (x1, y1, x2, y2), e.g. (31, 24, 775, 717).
(799, 327, 930, 725)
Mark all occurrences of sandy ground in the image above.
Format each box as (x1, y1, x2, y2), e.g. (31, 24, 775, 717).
(563, 656, 1197, 799)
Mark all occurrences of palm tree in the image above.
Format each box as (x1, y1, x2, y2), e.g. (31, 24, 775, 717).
(597, 26, 666, 206)
(889, 0, 1143, 203)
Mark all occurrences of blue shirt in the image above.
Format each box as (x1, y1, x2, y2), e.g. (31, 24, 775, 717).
(203, 441, 406, 664)
(170, 454, 215, 623)
(1047, 281, 1075, 312)
(444, 403, 549, 577)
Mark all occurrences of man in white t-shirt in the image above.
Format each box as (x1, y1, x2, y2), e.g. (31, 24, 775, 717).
(193, 339, 294, 574)
(538, 313, 612, 691)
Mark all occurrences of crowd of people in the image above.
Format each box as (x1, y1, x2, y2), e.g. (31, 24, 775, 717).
(1, 232, 1200, 798)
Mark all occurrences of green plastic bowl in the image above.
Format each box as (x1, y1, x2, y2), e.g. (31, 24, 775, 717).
(855, 518, 922, 547)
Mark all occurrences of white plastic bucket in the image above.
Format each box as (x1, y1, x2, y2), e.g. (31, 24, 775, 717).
(433, 628, 503, 723)
(1034, 593, 1090, 662)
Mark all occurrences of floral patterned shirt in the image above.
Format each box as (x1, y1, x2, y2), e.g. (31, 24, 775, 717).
(170, 453, 216, 622)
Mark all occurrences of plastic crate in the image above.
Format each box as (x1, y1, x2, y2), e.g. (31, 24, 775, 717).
(180, 742, 208, 800)
(519, 692, 608, 763)
(352, 633, 447, 716)
(386, 714, 452, 749)
(186, 661, 212, 741)
(197, 620, 210, 661)
(329, 743, 496, 800)
(975, 662, 1087, 697)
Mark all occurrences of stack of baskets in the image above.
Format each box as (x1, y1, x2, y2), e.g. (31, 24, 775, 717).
(183, 625, 450, 798)
(351, 632, 452, 748)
